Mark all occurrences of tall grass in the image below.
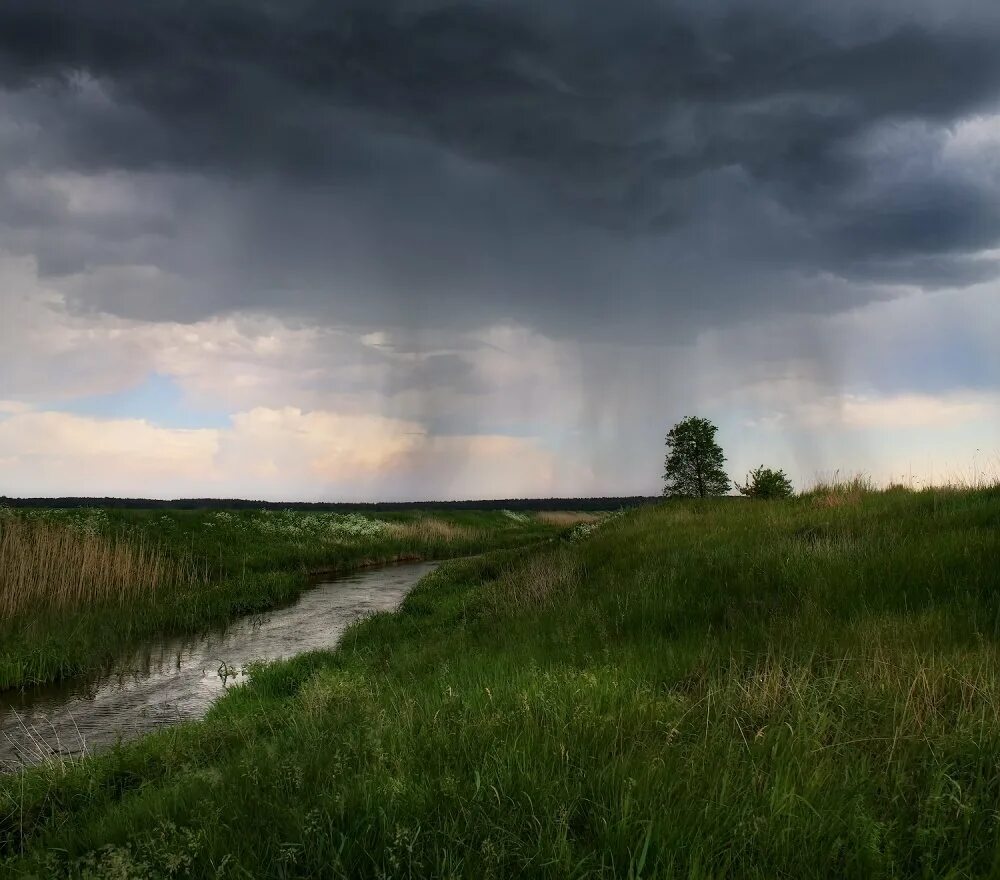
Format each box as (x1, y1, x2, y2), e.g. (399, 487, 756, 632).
(0, 518, 193, 620)
(482, 546, 581, 616)
(805, 467, 1000, 496)
(801, 472, 878, 506)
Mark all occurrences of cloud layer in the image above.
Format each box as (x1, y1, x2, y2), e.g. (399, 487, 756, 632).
(0, 404, 582, 501)
(2, 1, 1000, 336)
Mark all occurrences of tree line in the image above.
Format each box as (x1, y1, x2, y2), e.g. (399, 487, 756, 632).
(0, 496, 662, 512)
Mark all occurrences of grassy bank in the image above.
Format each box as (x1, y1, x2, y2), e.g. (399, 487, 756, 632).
(4, 487, 1000, 877)
(0, 507, 569, 690)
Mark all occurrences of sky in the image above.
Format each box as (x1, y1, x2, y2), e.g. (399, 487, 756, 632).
(0, 0, 999, 501)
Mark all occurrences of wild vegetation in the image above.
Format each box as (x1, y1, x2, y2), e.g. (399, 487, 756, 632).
(3, 483, 1000, 877)
(0, 506, 572, 690)
(737, 465, 795, 499)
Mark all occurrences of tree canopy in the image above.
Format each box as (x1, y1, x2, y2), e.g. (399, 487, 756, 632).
(663, 417, 730, 498)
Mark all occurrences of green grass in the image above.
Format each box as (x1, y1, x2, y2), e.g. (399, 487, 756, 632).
(0, 507, 561, 690)
(3, 487, 1000, 877)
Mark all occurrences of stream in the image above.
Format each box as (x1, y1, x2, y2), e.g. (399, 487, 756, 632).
(0, 560, 439, 772)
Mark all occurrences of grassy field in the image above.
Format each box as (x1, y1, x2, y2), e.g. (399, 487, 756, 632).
(3, 486, 1000, 877)
(0, 506, 565, 690)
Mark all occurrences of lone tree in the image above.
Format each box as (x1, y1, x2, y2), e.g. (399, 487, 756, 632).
(663, 416, 730, 498)
(737, 465, 793, 499)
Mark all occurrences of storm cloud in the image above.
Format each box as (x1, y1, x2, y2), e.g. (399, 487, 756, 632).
(0, 0, 999, 337)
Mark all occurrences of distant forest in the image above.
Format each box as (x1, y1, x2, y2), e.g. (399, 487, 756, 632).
(1, 496, 660, 512)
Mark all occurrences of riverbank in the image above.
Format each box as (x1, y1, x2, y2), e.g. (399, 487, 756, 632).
(0, 508, 568, 690)
(4, 486, 1000, 877)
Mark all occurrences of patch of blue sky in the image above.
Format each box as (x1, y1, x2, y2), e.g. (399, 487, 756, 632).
(52, 373, 231, 429)
(863, 337, 995, 396)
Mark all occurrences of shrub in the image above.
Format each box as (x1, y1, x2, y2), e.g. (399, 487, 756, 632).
(737, 465, 793, 499)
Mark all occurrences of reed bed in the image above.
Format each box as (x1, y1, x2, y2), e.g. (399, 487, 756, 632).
(0, 518, 192, 621)
(533, 510, 602, 527)
(382, 517, 476, 542)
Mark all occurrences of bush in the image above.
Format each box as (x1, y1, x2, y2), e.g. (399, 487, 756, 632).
(737, 465, 793, 499)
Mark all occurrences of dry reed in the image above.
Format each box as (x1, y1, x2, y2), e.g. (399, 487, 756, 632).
(0, 518, 193, 621)
(534, 511, 601, 527)
(382, 519, 475, 542)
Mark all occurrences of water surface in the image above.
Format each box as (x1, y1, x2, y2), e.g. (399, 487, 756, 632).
(0, 560, 438, 772)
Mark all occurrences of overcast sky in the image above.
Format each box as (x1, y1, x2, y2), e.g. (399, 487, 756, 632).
(1, 0, 998, 500)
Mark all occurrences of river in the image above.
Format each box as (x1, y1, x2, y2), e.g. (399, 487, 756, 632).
(0, 560, 438, 772)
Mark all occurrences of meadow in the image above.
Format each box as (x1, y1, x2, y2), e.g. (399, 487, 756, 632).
(2, 484, 1000, 877)
(0, 506, 562, 690)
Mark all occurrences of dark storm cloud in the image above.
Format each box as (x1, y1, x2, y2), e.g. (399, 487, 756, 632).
(1, 0, 1000, 336)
